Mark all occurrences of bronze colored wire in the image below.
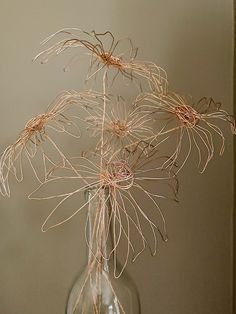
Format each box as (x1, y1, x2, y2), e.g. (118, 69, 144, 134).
(1, 27, 235, 314)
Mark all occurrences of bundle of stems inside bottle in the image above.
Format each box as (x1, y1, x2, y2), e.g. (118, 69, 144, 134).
(0, 28, 235, 276)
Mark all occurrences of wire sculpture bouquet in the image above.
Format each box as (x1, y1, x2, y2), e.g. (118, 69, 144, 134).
(0, 28, 235, 313)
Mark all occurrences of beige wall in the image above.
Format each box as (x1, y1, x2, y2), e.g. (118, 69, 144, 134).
(0, 1, 234, 313)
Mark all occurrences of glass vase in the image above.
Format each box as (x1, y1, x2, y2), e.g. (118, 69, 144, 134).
(66, 187, 141, 314)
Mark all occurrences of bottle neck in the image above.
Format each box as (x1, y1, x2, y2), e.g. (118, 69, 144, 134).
(85, 187, 113, 272)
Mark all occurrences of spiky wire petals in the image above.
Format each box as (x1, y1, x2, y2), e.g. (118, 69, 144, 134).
(28, 147, 177, 275)
(0, 90, 104, 196)
(33, 28, 168, 93)
(135, 91, 236, 173)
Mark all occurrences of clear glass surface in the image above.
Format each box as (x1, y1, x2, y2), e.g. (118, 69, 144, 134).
(66, 187, 141, 314)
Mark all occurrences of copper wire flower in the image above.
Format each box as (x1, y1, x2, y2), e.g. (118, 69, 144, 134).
(29, 147, 178, 276)
(136, 92, 236, 173)
(83, 96, 155, 156)
(33, 28, 168, 93)
(0, 90, 102, 196)
(1, 27, 235, 296)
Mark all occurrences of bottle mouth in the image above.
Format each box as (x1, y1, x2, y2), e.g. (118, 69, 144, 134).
(84, 184, 109, 201)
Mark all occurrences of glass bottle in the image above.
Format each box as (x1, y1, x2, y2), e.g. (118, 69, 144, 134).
(66, 187, 141, 314)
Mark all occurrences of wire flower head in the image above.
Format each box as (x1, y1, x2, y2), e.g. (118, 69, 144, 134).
(0, 90, 102, 196)
(84, 96, 155, 156)
(137, 92, 236, 173)
(33, 28, 168, 93)
(29, 146, 178, 274)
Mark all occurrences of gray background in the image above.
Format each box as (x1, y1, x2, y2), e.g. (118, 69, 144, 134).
(0, 1, 234, 313)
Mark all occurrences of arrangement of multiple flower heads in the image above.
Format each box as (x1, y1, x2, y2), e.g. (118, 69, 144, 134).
(0, 29, 235, 274)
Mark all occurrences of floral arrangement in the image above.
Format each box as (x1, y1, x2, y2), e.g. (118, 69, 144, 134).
(0, 28, 235, 312)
